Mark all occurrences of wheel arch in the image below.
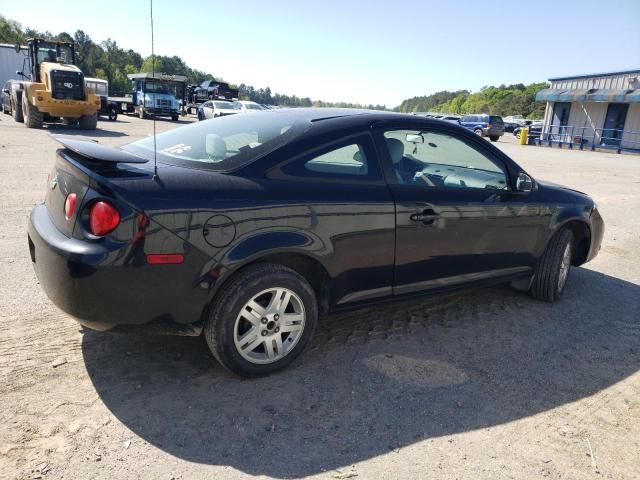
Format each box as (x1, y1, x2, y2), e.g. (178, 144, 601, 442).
(551, 217, 592, 266)
(208, 249, 332, 322)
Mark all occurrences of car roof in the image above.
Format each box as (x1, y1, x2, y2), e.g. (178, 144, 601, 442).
(272, 107, 420, 124)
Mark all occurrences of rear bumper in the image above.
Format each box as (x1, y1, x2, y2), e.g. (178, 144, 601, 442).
(144, 107, 178, 116)
(28, 204, 206, 335)
(483, 127, 504, 137)
(31, 90, 99, 117)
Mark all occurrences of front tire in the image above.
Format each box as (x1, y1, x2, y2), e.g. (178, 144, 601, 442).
(108, 107, 118, 121)
(171, 114, 179, 122)
(530, 229, 574, 302)
(204, 263, 318, 377)
(474, 128, 483, 136)
(489, 135, 499, 142)
(12, 95, 23, 123)
(23, 96, 43, 129)
(79, 112, 97, 130)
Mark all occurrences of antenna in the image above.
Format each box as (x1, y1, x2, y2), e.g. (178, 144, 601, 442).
(150, 0, 158, 179)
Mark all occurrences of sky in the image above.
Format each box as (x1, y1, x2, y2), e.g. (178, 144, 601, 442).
(2, 0, 639, 107)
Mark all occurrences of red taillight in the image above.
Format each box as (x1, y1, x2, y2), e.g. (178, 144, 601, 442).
(89, 201, 120, 236)
(146, 254, 184, 265)
(64, 193, 77, 220)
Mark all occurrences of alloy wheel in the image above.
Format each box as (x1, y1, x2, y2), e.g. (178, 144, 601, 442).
(233, 287, 306, 364)
(558, 242, 572, 292)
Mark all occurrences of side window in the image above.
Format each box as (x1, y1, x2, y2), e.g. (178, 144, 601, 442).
(304, 143, 368, 176)
(383, 130, 509, 190)
(280, 136, 381, 181)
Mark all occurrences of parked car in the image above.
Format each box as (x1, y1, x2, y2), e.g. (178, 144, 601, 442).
(440, 115, 461, 123)
(514, 121, 543, 142)
(28, 109, 604, 377)
(459, 114, 505, 141)
(504, 121, 523, 133)
(234, 100, 266, 112)
(198, 100, 240, 120)
(1, 80, 17, 115)
(192, 79, 239, 102)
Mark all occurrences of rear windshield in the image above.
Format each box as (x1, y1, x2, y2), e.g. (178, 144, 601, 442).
(489, 116, 504, 124)
(122, 111, 310, 172)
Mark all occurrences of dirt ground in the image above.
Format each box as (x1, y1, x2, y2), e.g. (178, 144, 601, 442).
(1, 112, 638, 480)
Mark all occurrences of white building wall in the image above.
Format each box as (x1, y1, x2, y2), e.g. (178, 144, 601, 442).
(544, 71, 640, 150)
(566, 102, 608, 143)
(622, 103, 640, 149)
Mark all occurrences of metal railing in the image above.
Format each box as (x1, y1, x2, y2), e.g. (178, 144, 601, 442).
(538, 124, 640, 154)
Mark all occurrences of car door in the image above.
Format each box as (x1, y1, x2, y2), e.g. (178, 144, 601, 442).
(202, 102, 214, 119)
(268, 133, 396, 308)
(375, 125, 543, 296)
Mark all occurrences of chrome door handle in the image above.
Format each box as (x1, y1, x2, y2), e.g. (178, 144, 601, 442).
(410, 209, 439, 223)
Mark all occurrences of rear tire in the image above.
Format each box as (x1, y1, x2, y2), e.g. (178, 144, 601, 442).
(138, 105, 146, 119)
(108, 107, 118, 121)
(489, 135, 499, 142)
(474, 128, 483, 136)
(204, 263, 318, 377)
(171, 115, 178, 122)
(11, 95, 23, 123)
(22, 96, 43, 129)
(530, 229, 574, 302)
(79, 112, 97, 130)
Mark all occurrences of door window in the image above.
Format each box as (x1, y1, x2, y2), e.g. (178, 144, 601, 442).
(280, 135, 381, 181)
(383, 130, 509, 190)
(304, 144, 368, 176)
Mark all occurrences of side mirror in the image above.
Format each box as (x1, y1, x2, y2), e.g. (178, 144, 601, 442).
(516, 172, 534, 193)
(2, 88, 9, 94)
(15, 42, 21, 53)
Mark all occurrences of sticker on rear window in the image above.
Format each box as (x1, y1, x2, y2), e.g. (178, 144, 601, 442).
(163, 144, 192, 155)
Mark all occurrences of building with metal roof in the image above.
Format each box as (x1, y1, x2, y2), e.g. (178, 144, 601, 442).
(535, 69, 640, 152)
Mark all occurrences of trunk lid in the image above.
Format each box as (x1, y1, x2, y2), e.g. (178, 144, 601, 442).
(45, 136, 151, 237)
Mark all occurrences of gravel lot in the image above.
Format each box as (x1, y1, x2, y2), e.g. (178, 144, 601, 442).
(1, 113, 638, 480)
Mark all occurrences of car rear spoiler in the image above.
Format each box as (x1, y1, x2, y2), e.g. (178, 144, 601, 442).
(50, 135, 149, 164)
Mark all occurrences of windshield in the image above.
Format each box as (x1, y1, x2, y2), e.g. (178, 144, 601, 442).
(123, 111, 310, 172)
(144, 81, 170, 94)
(246, 103, 264, 110)
(87, 81, 107, 96)
(37, 43, 73, 65)
(215, 101, 237, 110)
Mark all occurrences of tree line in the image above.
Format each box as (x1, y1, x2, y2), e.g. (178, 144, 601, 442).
(0, 15, 387, 109)
(395, 83, 549, 119)
(1, 15, 547, 116)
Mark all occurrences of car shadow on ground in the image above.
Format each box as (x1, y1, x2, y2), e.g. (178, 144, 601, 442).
(82, 268, 640, 478)
(44, 123, 129, 137)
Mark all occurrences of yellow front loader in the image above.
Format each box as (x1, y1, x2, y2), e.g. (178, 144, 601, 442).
(13, 38, 99, 129)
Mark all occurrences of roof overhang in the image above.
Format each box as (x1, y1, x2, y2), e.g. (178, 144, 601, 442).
(535, 88, 590, 102)
(536, 88, 640, 103)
